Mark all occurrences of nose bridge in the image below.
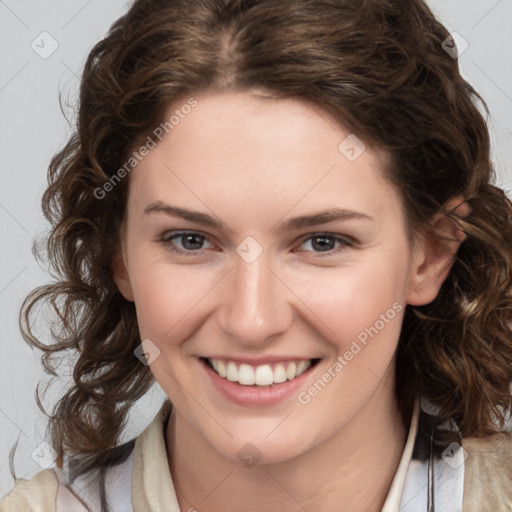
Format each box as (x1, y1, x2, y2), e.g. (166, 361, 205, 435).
(219, 246, 291, 345)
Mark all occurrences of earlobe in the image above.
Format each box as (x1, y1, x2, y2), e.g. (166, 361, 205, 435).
(112, 250, 135, 302)
(406, 196, 470, 306)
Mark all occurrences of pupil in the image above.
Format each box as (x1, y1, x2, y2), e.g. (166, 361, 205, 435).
(313, 236, 334, 252)
(183, 234, 203, 250)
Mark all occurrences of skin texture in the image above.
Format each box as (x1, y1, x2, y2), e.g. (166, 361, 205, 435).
(113, 89, 467, 511)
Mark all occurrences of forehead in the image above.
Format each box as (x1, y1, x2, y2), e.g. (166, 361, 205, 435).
(126, 90, 401, 226)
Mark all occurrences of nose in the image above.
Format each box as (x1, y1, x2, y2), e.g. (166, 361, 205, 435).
(216, 247, 293, 348)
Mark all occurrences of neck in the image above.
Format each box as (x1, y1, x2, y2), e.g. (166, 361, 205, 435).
(167, 371, 410, 512)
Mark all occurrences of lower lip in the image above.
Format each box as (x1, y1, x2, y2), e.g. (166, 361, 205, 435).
(199, 358, 318, 406)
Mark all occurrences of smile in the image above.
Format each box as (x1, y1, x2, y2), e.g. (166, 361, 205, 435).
(203, 357, 319, 387)
(198, 356, 322, 406)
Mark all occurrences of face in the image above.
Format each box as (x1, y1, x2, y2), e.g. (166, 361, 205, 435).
(113, 89, 449, 465)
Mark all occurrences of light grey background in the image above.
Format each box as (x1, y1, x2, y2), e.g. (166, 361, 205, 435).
(1, 0, 511, 497)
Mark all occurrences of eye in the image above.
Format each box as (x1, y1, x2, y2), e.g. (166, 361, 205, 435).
(159, 231, 214, 256)
(159, 231, 355, 258)
(294, 233, 354, 256)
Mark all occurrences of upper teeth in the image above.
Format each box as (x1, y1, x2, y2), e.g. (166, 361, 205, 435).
(208, 359, 312, 386)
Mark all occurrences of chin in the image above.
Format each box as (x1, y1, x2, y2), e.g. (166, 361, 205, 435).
(205, 423, 314, 467)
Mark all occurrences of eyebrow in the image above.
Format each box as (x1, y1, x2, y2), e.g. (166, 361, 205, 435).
(143, 201, 374, 233)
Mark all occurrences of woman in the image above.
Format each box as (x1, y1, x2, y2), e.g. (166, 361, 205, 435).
(2, 0, 512, 510)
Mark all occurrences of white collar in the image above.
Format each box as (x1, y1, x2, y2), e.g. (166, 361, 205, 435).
(381, 398, 421, 511)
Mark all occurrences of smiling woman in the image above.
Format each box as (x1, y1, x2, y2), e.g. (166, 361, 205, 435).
(2, 0, 512, 511)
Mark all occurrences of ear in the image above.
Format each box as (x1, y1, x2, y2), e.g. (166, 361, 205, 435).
(406, 196, 470, 306)
(112, 233, 135, 302)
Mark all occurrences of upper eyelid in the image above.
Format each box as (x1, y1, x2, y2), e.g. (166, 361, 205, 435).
(161, 230, 213, 244)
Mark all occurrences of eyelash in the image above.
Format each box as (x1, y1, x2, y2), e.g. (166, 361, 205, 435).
(158, 231, 355, 257)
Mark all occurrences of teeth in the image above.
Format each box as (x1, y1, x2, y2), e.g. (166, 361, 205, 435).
(239, 364, 255, 385)
(273, 364, 287, 383)
(297, 360, 309, 375)
(207, 358, 313, 386)
(227, 361, 238, 382)
(286, 362, 297, 380)
(217, 360, 227, 378)
(254, 365, 273, 386)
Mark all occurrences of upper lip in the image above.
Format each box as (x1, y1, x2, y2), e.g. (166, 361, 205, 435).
(200, 355, 320, 365)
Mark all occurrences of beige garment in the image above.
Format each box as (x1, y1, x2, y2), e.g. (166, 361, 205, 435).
(1, 399, 511, 511)
(0, 470, 58, 512)
(461, 433, 512, 511)
(130, 400, 180, 511)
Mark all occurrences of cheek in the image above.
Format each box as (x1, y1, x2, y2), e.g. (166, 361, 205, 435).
(291, 263, 406, 424)
(295, 256, 408, 351)
(129, 256, 220, 341)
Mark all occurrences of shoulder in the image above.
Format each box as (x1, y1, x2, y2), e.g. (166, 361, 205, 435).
(462, 432, 512, 511)
(0, 469, 58, 512)
(0, 401, 171, 512)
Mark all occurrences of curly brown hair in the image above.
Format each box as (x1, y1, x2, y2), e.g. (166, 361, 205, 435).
(13, 0, 512, 501)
